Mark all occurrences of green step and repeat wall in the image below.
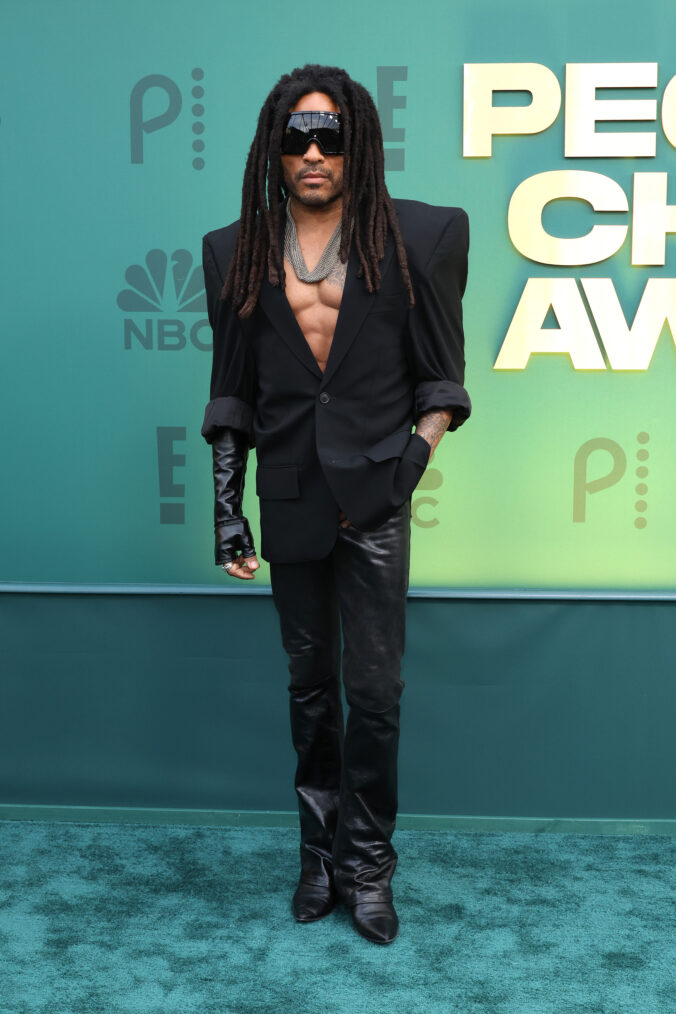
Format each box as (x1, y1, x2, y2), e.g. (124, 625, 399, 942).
(3, 0, 676, 595)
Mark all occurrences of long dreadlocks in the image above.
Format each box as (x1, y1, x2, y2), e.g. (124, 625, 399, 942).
(222, 63, 415, 319)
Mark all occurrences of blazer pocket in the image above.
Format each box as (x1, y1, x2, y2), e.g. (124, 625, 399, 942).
(393, 433, 431, 501)
(362, 428, 412, 462)
(401, 431, 432, 467)
(255, 464, 300, 499)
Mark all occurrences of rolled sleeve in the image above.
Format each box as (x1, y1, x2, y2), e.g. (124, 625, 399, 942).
(201, 395, 253, 444)
(414, 379, 471, 422)
(200, 235, 256, 447)
(406, 209, 472, 433)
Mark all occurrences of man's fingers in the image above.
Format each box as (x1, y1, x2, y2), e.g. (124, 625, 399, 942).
(222, 553, 260, 579)
(225, 561, 254, 580)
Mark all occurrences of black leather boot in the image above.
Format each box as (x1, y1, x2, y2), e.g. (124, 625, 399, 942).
(289, 672, 345, 922)
(332, 699, 401, 944)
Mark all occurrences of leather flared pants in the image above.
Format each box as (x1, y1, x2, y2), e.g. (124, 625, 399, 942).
(269, 498, 411, 906)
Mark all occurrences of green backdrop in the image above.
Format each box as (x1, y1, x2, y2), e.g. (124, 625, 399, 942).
(2, 0, 675, 593)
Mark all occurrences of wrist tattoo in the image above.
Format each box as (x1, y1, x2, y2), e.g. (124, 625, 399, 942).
(415, 409, 453, 452)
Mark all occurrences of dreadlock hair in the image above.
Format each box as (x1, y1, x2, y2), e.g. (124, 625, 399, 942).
(222, 63, 415, 319)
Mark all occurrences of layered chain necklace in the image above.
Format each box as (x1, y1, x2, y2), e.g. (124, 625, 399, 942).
(284, 197, 352, 283)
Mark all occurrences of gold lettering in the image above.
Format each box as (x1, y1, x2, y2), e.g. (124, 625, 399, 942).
(661, 74, 676, 148)
(494, 278, 605, 370)
(463, 63, 561, 157)
(564, 63, 657, 157)
(632, 173, 676, 265)
(508, 170, 628, 265)
(581, 278, 676, 369)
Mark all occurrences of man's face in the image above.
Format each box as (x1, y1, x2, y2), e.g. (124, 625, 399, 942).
(280, 91, 345, 208)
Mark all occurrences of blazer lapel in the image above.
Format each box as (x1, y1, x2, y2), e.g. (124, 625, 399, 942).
(256, 208, 324, 381)
(256, 200, 396, 387)
(321, 228, 395, 389)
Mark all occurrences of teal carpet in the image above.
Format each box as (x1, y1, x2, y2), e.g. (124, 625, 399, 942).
(0, 821, 674, 1013)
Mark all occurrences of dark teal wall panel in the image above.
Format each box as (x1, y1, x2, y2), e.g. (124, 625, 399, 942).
(1, 593, 674, 819)
(0, 594, 293, 812)
(401, 600, 676, 818)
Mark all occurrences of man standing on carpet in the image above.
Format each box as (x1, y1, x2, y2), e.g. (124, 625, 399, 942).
(200, 64, 471, 944)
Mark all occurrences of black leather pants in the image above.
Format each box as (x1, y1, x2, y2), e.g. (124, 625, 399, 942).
(269, 498, 411, 906)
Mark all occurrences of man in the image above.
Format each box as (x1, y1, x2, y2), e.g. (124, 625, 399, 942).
(201, 64, 471, 945)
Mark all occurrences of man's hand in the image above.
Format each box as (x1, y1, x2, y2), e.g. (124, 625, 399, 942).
(414, 409, 453, 456)
(222, 553, 260, 580)
(338, 510, 351, 529)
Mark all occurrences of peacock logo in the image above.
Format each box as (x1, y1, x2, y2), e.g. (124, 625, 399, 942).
(117, 249, 206, 313)
(130, 68, 206, 171)
(573, 433, 650, 531)
(118, 249, 210, 351)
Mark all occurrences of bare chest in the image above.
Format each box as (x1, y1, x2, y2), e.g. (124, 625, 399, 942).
(283, 254, 347, 375)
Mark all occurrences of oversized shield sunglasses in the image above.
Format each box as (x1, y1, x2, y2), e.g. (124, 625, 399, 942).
(281, 110, 345, 155)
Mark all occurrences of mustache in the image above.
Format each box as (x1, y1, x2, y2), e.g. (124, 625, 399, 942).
(298, 169, 331, 180)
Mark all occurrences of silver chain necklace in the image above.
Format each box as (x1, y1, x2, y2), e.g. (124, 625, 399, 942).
(284, 197, 348, 283)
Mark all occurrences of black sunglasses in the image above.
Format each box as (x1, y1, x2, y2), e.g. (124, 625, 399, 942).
(281, 110, 345, 156)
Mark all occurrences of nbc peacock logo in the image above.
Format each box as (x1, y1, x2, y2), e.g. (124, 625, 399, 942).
(117, 248, 211, 351)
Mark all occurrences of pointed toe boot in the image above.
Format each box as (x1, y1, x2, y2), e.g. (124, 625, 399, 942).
(332, 699, 402, 939)
(350, 899, 399, 944)
(288, 672, 344, 923)
(292, 877, 337, 922)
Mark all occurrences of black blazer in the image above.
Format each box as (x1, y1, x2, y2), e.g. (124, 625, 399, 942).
(201, 198, 471, 564)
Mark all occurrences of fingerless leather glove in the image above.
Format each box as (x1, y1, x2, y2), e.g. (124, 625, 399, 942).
(212, 426, 257, 566)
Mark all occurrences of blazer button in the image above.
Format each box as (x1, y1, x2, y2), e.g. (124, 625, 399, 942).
(319, 392, 330, 404)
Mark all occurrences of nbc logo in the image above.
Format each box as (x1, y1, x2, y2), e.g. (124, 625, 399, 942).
(117, 249, 210, 351)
